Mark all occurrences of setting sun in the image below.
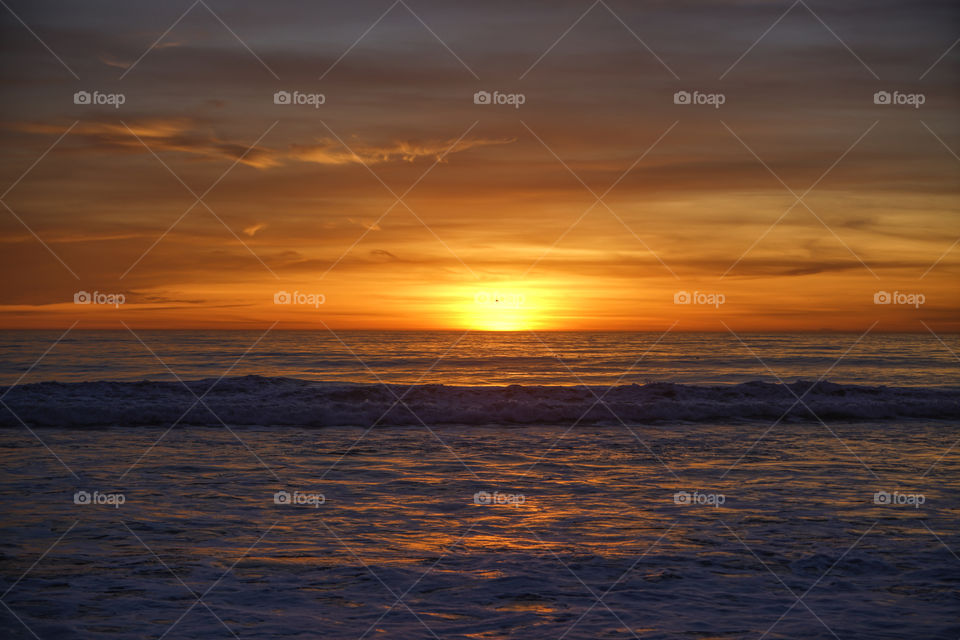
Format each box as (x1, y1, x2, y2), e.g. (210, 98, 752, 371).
(460, 289, 542, 331)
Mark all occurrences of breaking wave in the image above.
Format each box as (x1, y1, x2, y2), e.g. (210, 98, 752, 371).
(1, 376, 958, 427)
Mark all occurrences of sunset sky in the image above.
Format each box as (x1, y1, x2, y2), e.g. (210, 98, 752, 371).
(1, 0, 957, 331)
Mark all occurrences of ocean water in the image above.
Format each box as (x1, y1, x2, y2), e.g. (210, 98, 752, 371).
(0, 330, 958, 387)
(1, 331, 958, 638)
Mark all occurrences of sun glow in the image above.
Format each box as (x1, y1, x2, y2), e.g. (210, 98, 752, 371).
(463, 288, 538, 331)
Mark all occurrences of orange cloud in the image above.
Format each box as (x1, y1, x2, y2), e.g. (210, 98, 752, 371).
(11, 120, 514, 170)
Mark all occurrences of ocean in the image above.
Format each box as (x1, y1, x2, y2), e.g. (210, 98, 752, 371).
(1, 331, 958, 638)
(2, 330, 958, 387)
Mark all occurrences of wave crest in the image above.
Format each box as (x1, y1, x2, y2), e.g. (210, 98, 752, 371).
(1, 376, 957, 427)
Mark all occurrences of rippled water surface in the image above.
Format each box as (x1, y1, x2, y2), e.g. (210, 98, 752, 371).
(1, 330, 958, 386)
(1, 422, 957, 639)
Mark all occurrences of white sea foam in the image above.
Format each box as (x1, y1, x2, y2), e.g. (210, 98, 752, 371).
(1, 376, 957, 427)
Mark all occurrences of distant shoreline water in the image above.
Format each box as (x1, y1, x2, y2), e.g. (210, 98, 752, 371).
(0, 331, 957, 388)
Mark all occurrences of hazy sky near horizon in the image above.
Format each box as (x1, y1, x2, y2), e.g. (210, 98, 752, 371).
(1, 0, 957, 331)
